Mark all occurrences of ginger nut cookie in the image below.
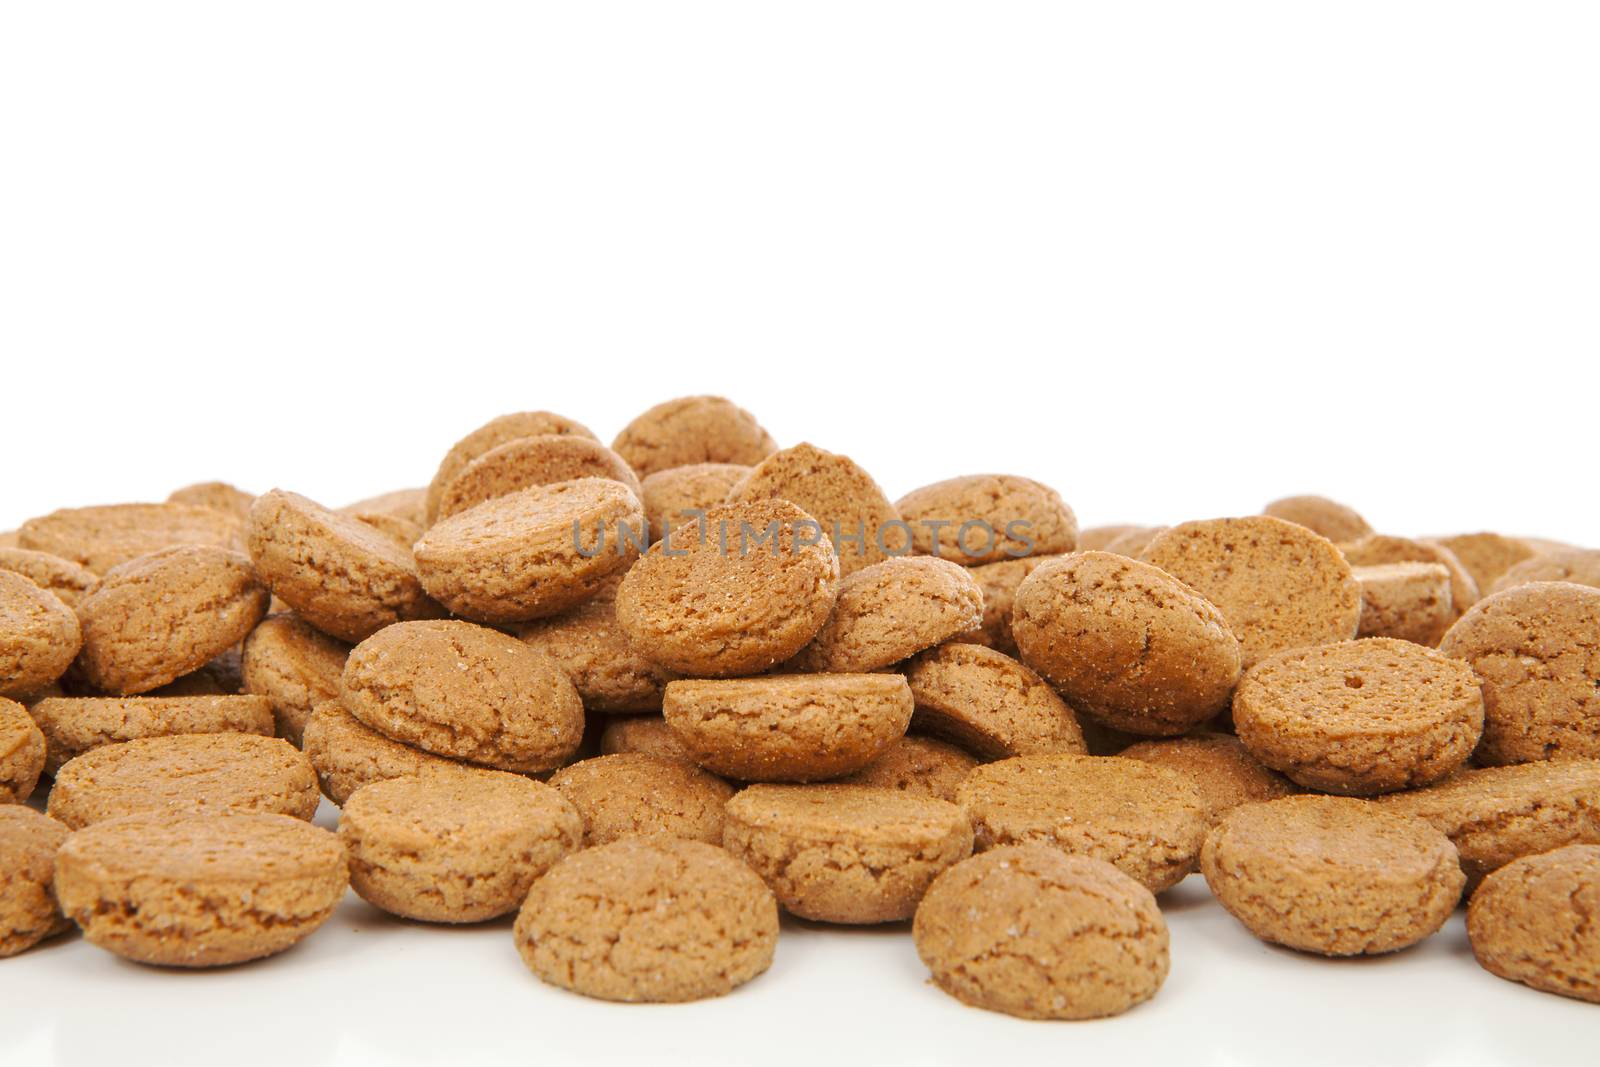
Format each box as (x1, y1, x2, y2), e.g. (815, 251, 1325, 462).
(638, 462, 752, 543)
(1430, 532, 1540, 599)
(512, 576, 678, 713)
(0, 697, 46, 804)
(788, 556, 983, 673)
(0, 572, 80, 699)
(598, 715, 695, 763)
(903, 643, 1085, 759)
(724, 783, 973, 923)
(301, 701, 468, 804)
(1119, 733, 1296, 824)
(241, 613, 351, 745)
(0, 547, 97, 609)
(435, 434, 642, 521)
(29, 694, 274, 775)
(1468, 844, 1600, 1003)
(1262, 494, 1373, 542)
(1492, 547, 1600, 595)
(423, 410, 598, 524)
(1354, 562, 1455, 646)
(895, 474, 1077, 566)
(1340, 533, 1480, 618)
(168, 480, 255, 519)
(611, 395, 777, 479)
(549, 752, 735, 846)
(17, 502, 245, 575)
(0, 807, 72, 956)
(339, 487, 428, 528)
(955, 553, 1064, 655)
(838, 735, 979, 802)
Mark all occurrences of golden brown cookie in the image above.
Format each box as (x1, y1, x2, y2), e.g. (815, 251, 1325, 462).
(75, 545, 269, 695)
(549, 753, 735, 846)
(611, 395, 777, 480)
(301, 701, 468, 804)
(598, 715, 695, 763)
(724, 783, 973, 923)
(1233, 638, 1481, 795)
(1354, 562, 1454, 646)
(149, 650, 246, 697)
(1491, 547, 1600, 595)
(1340, 533, 1480, 618)
(1262, 494, 1373, 542)
(1374, 760, 1600, 889)
(0, 547, 97, 609)
(725, 442, 905, 575)
(47, 733, 320, 829)
(0, 531, 17, 549)
(903, 643, 1085, 759)
(954, 553, 1064, 655)
(1201, 796, 1464, 956)
(1431, 532, 1540, 598)
(248, 489, 442, 643)
(1438, 581, 1600, 765)
(29, 694, 274, 775)
(339, 487, 428, 528)
(0, 807, 71, 956)
(168, 481, 255, 519)
(435, 434, 642, 521)
(241, 613, 351, 745)
(957, 754, 1206, 893)
(1467, 844, 1600, 1003)
(341, 620, 584, 773)
(788, 556, 983, 673)
(0, 697, 46, 804)
(838, 735, 979, 802)
(424, 411, 598, 524)
(512, 576, 677, 712)
(637, 462, 752, 543)
(1119, 733, 1296, 824)
(914, 846, 1169, 1020)
(17, 502, 245, 575)
(414, 479, 644, 624)
(1140, 516, 1361, 669)
(340, 768, 582, 923)
(1077, 525, 1147, 551)
(1012, 552, 1241, 736)
(662, 674, 912, 782)
(1103, 525, 1167, 558)
(516, 836, 778, 1002)
(895, 474, 1077, 566)
(0, 571, 80, 699)
(55, 811, 346, 967)
(616, 499, 840, 676)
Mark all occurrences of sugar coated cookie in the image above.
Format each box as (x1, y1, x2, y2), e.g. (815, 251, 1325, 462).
(549, 752, 734, 845)
(0, 807, 72, 957)
(1468, 844, 1600, 1003)
(895, 474, 1077, 566)
(0, 571, 80, 699)
(788, 556, 983, 673)
(29, 694, 274, 775)
(904, 643, 1085, 759)
(611, 395, 777, 479)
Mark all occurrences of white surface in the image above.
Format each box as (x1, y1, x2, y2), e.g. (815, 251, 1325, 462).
(3, 3, 1599, 1064)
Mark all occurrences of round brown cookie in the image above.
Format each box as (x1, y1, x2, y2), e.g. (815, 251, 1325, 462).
(150, 649, 245, 697)
(0, 697, 46, 803)
(0, 807, 71, 956)
(895, 474, 1078, 566)
(515, 836, 778, 1002)
(1077, 525, 1147, 552)
(55, 811, 346, 967)
(954, 553, 1064, 655)
(0, 548, 97, 609)
(247, 489, 443, 643)
(340, 768, 582, 923)
(1232, 638, 1482, 795)
(1200, 795, 1464, 956)
(724, 783, 973, 923)
(512, 576, 678, 712)
(725, 443, 905, 575)
(29, 694, 274, 775)
(611, 395, 778, 480)
(638, 462, 753, 543)
(1438, 582, 1600, 764)
(903, 643, 1086, 759)
(1119, 733, 1296, 824)
(1140, 516, 1361, 669)
(1354, 562, 1455, 646)
(75, 545, 269, 695)
(663, 674, 912, 782)
(838, 735, 979, 802)
(414, 479, 644, 625)
(1340, 533, 1480, 618)
(956, 755, 1206, 893)
(549, 753, 735, 846)
(616, 499, 840, 676)
(1012, 552, 1242, 737)
(1374, 760, 1600, 889)
(435, 434, 643, 521)
(47, 733, 320, 829)
(914, 846, 1169, 1020)
(0, 531, 17, 549)
(241, 613, 351, 745)
(424, 411, 598, 523)
(1492, 547, 1600, 595)
(1430, 533, 1541, 599)
(17, 502, 245, 575)
(168, 481, 255, 519)
(0, 571, 80, 699)
(1103, 526, 1167, 558)
(347, 511, 424, 549)
(1468, 844, 1600, 1004)
(1262, 494, 1373, 542)
(341, 620, 584, 773)
(788, 556, 983, 673)
(301, 701, 468, 804)
(598, 715, 695, 763)
(339, 487, 428, 527)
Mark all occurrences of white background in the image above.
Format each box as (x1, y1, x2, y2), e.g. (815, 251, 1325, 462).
(2, 3, 1598, 1064)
